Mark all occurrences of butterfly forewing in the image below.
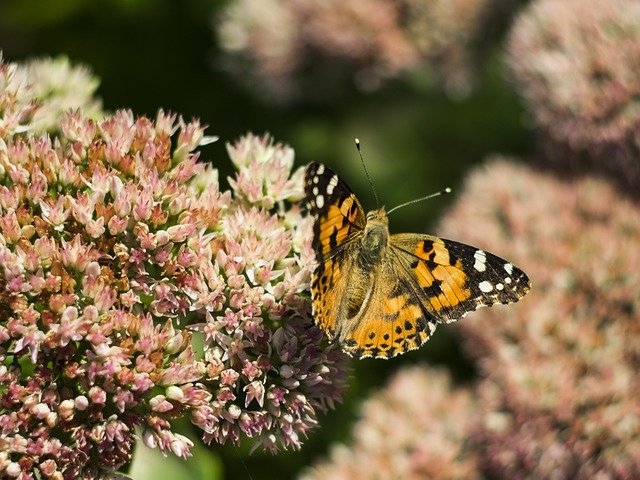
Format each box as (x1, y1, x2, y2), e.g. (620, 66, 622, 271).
(305, 162, 366, 338)
(305, 162, 365, 261)
(390, 233, 531, 323)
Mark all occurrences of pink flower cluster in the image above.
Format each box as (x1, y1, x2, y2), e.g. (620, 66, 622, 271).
(299, 366, 480, 480)
(0, 53, 103, 137)
(197, 134, 348, 452)
(440, 159, 640, 478)
(507, 0, 640, 191)
(0, 56, 348, 479)
(217, 0, 513, 100)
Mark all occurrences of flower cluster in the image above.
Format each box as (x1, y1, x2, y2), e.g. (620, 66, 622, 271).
(217, 0, 514, 101)
(402, 0, 501, 97)
(439, 159, 640, 478)
(14, 56, 104, 134)
(299, 366, 480, 480)
(0, 55, 348, 479)
(0, 53, 103, 137)
(507, 0, 640, 191)
(197, 134, 348, 452)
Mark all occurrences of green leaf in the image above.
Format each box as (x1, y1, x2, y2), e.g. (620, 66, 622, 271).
(128, 438, 223, 480)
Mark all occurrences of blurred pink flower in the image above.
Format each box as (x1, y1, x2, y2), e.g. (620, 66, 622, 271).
(14, 56, 104, 133)
(299, 365, 481, 480)
(217, 0, 516, 100)
(0, 53, 103, 138)
(439, 158, 640, 478)
(507, 0, 640, 191)
(0, 55, 348, 479)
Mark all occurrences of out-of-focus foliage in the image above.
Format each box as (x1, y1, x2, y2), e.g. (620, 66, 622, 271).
(440, 160, 640, 478)
(300, 366, 481, 480)
(129, 427, 223, 480)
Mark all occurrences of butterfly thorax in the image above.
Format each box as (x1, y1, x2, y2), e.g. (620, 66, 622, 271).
(359, 209, 389, 268)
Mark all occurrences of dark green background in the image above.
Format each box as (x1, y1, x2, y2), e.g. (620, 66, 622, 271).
(0, 1, 533, 478)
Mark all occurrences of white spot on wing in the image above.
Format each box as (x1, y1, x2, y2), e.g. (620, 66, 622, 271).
(316, 195, 324, 208)
(313, 175, 319, 184)
(312, 186, 318, 195)
(505, 277, 512, 284)
(504, 263, 514, 274)
(473, 250, 487, 272)
(496, 283, 504, 290)
(316, 164, 325, 175)
(479, 281, 493, 292)
(327, 175, 339, 195)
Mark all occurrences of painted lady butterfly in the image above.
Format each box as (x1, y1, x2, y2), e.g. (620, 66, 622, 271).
(305, 162, 530, 359)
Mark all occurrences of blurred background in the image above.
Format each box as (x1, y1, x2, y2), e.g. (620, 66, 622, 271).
(3, 0, 639, 478)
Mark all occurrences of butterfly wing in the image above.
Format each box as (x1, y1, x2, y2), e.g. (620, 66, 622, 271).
(335, 256, 440, 359)
(390, 233, 531, 322)
(305, 162, 365, 260)
(304, 162, 366, 338)
(304, 162, 531, 359)
(339, 233, 530, 359)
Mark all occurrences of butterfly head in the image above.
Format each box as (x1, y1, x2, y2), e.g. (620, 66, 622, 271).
(365, 208, 388, 225)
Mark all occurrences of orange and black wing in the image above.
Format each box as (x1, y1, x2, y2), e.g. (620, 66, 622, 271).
(340, 234, 530, 359)
(304, 162, 365, 261)
(390, 233, 531, 323)
(336, 260, 439, 359)
(304, 162, 365, 338)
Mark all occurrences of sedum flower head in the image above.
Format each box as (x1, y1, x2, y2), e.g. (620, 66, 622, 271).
(300, 365, 480, 480)
(439, 159, 640, 478)
(402, 0, 505, 97)
(217, 0, 513, 100)
(195, 133, 348, 452)
(0, 52, 39, 138)
(0, 54, 348, 479)
(0, 53, 103, 138)
(507, 0, 640, 190)
(14, 56, 104, 134)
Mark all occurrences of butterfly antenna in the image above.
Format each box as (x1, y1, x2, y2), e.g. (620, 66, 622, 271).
(355, 138, 379, 208)
(387, 187, 452, 215)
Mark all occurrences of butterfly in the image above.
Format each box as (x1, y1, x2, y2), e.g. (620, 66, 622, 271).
(304, 162, 530, 359)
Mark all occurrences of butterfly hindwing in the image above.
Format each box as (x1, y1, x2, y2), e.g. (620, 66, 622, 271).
(338, 260, 438, 359)
(391, 233, 531, 322)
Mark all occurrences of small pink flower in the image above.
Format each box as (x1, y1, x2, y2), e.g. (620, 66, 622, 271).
(244, 380, 266, 408)
(150, 395, 174, 413)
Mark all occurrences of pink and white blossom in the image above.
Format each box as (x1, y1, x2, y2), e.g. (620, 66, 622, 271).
(0, 56, 348, 479)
